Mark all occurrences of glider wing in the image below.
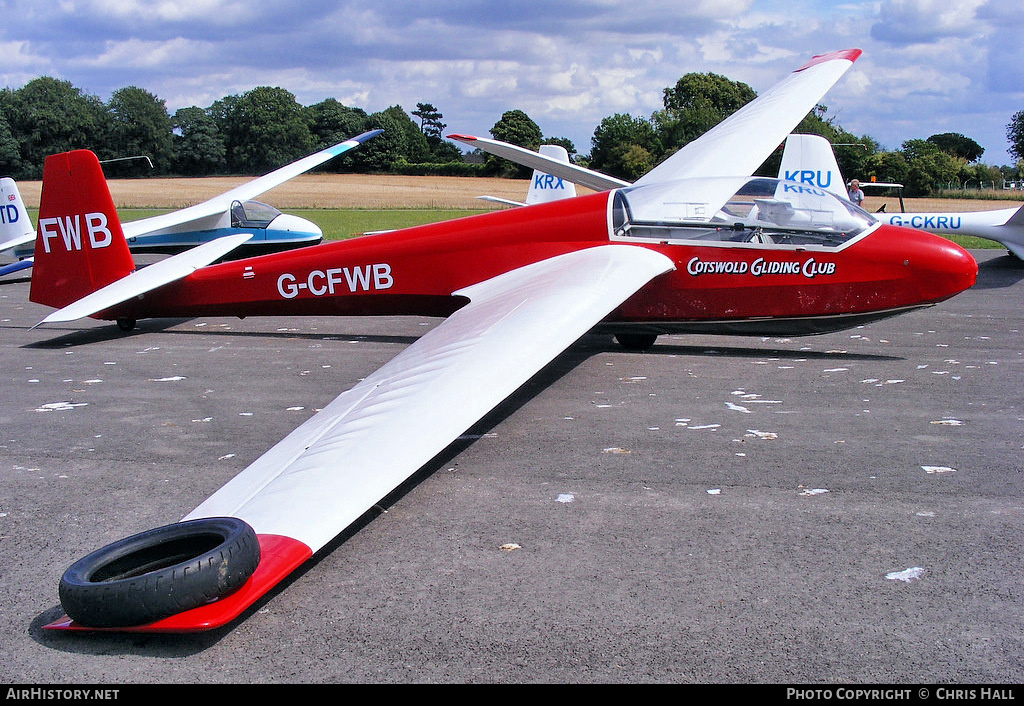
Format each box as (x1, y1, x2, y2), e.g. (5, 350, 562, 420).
(448, 134, 630, 192)
(635, 49, 862, 186)
(186, 244, 673, 548)
(79, 245, 672, 631)
(121, 130, 382, 240)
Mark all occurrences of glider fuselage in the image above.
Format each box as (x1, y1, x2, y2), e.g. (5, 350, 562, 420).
(111, 188, 976, 336)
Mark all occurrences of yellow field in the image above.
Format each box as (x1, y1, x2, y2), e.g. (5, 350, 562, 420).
(14, 174, 579, 211)
(13, 173, 1021, 214)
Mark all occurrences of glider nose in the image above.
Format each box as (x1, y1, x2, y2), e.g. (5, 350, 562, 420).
(902, 227, 977, 303)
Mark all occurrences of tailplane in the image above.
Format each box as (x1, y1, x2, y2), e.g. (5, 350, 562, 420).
(29, 150, 135, 310)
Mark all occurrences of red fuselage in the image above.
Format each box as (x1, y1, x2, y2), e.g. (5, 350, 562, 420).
(113, 190, 977, 336)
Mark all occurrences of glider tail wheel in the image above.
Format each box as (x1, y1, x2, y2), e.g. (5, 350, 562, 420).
(58, 517, 260, 628)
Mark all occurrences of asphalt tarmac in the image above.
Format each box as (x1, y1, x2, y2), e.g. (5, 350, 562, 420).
(0, 249, 1021, 684)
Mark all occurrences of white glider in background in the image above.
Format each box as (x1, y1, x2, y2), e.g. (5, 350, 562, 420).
(0, 130, 381, 277)
(475, 144, 581, 207)
(0, 178, 36, 276)
(450, 133, 630, 193)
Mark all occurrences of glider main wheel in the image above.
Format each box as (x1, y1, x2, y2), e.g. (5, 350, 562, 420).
(58, 517, 260, 628)
(614, 333, 658, 351)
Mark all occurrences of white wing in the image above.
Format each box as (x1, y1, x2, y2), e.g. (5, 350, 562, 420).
(635, 49, 861, 186)
(450, 50, 860, 196)
(449, 134, 631, 192)
(184, 245, 675, 553)
(121, 130, 381, 240)
(0, 232, 34, 253)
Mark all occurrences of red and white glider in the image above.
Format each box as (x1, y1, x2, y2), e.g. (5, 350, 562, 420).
(31, 49, 977, 633)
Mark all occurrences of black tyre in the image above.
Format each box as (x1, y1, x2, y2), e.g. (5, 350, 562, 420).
(58, 517, 260, 628)
(614, 333, 658, 351)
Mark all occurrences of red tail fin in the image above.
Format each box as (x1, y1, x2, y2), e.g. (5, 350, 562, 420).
(29, 150, 135, 309)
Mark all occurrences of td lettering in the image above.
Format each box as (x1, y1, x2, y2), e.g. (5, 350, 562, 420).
(0, 204, 19, 224)
(38, 212, 113, 253)
(533, 174, 566, 190)
(277, 263, 394, 299)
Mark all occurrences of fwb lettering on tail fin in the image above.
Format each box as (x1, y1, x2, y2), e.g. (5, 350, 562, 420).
(38, 213, 114, 253)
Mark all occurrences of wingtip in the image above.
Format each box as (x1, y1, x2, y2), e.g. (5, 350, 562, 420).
(447, 133, 478, 142)
(796, 49, 862, 72)
(354, 128, 384, 142)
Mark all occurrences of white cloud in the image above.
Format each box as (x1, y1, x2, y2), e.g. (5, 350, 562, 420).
(0, 0, 1018, 163)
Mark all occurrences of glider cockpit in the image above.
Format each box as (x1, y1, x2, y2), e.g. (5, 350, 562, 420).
(610, 176, 874, 249)
(230, 199, 283, 229)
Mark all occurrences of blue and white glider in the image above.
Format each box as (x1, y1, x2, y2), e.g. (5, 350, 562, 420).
(1, 130, 381, 275)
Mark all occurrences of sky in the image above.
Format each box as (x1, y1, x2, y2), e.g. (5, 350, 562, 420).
(1, 0, 1022, 166)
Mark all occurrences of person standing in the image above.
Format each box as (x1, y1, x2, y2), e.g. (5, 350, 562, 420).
(848, 179, 865, 207)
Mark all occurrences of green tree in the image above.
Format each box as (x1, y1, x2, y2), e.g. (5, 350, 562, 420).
(309, 99, 369, 143)
(957, 161, 1003, 189)
(171, 106, 226, 176)
(652, 72, 757, 155)
(308, 99, 369, 172)
(350, 109, 407, 172)
(411, 102, 465, 162)
(429, 139, 464, 163)
(487, 109, 543, 177)
(927, 132, 984, 163)
(412, 102, 446, 141)
(863, 150, 909, 186)
(219, 86, 314, 174)
(0, 111, 22, 176)
(1, 77, 110, 178)
(589, 113, 658, 180)
(107, 86, 173, 176)
(900, 139, 961, 195)
(1006, 110, 1024, 163)
(381, 105, 430, 163)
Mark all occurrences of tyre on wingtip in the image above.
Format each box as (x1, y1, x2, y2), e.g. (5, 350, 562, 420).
(58, 517, 260, 628)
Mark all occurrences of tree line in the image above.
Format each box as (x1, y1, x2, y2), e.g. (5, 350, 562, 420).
(0, 78, 471, 180)
(1, 74, 1021, 197)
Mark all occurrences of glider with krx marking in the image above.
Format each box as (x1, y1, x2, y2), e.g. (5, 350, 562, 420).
(474, 143, 581, 207)
(27, 50, 977, 633)
(0, 131, 380, 278)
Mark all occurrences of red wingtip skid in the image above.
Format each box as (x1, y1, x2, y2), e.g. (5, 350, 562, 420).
(44, 535, 312, 634)
(796, 49, 862, 72)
